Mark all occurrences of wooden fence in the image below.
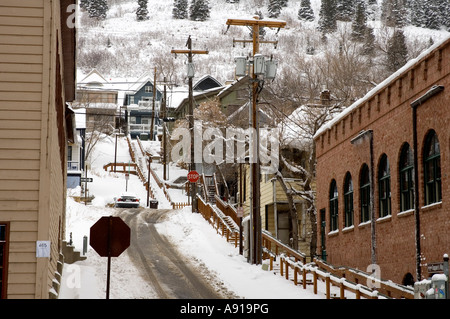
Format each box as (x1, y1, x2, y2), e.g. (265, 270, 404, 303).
(198, 196, 240, 247)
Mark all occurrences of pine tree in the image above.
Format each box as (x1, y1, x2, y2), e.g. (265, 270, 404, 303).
(268, 0, 282, 18)
(381, 0, 407, 27)
(362, 26, 375, 56)
(351, 0, 367, 41)
(298, 0, 315, 22)
(80, 0, 90, 11)
(88, 0, 108, 20)
(136, 0, 149, 21)
(173, 0, 189, 19)
(189, 0, 210, 21)
(318, 0, 337, 34)
(336, 0, 355, 22)
(386, 29, 408, 73)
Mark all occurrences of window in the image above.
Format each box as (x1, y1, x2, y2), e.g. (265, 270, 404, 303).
(129, 96, 135, 104)
(344, 172, 354, 227)
(329, 180, 339, 231)
(424, 130, 442, 205)
(399, 143, 414, 211)
(145, 85, 152, 93)
(378, 154, 391, 217)
(360, 164, 371, 223)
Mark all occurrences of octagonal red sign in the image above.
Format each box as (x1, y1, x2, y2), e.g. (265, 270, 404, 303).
(90, 216, 130, 257)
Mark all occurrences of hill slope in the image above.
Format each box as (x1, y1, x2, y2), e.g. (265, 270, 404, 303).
(76, 0, 449, 102)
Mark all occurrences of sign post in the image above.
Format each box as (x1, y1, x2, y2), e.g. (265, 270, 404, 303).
(90, 216, 131, 299)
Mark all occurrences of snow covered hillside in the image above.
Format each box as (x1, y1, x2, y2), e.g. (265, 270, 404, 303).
(77, 0, 449, 90)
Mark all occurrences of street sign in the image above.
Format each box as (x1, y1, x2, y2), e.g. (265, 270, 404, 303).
(89, 216, 131, 299)
(187, 170, 200, 183)
(81, 177, 93, 183)
(90, 216, 130, 257)
(237, 206, 244, 218)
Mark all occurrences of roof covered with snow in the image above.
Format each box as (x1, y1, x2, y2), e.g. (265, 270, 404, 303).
(313, 34, 450, 140)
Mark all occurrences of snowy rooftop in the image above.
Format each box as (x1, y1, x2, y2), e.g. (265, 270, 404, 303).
(313, 34, 450, 140)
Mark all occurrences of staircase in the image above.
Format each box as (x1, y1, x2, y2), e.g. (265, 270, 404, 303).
(62, 240, 87, 264)
(201, 174, 218, 204)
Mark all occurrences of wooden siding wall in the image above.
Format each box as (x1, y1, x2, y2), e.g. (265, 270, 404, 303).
(0, 0, 67, 298)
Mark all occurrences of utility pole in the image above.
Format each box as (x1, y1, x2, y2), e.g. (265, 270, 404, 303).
(226, 16, 286, 265)
(162, 79, 168, 181)
(150, 67, 157, 140)
(171, 35, 208, 213)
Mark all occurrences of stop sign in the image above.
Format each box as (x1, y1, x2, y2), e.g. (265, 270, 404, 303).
(187, 170, 200, 183)
(90, 216, 130, 257)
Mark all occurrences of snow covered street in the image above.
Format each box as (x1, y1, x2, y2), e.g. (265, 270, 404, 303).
(59, 135, 327, 299)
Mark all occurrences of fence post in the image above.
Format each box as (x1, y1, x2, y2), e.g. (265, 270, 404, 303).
(325, 273, 330, 299)
(340, 278, 345, 299)
(313, 269, 318, 295)
(280, 257, 284, 277)
(356, 284, 361, 299)
(270, 256, 273, 271)
(302, 267, 307, 289)
(285, 259, 289, 280)
(294, 266, 298, 286)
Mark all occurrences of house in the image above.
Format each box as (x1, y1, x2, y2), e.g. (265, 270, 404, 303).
(0, 0, 76, 298)
(67, 108, 86, 189)
(313, 35, 450, 285)
(171, 75, 223, 120)
(123, 73, 163, 140)
(72, 69, 119, 135)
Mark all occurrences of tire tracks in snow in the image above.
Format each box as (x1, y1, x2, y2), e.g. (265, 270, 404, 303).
(118, 208, 221, 299)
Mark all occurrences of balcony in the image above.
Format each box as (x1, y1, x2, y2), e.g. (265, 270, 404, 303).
(67, 161, 81, 172)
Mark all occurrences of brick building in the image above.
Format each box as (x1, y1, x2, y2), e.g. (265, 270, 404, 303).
(313, 35, 450, 285)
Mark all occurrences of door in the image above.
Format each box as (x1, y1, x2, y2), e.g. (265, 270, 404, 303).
(277, 211, 290, 245)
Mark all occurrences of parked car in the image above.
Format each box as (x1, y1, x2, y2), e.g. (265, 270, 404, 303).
(114, 192, 140, 208)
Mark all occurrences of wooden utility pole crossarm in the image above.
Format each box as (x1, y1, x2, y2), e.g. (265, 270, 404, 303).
(170, 49, 209, 55)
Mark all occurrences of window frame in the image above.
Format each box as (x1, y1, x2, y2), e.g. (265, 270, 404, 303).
(378, 154, 391, 218)
(399, 143, 414, 212)
(344, 172, 354, 227)
(360, 164, 371, 223)
(423, 130, 442, 205)
(329, 180, 339, 232)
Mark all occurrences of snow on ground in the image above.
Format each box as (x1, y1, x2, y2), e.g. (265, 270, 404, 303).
(60, 135, 330, 299)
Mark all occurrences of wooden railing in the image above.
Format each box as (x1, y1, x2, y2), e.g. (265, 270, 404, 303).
(214, 195, 239, 226)
(103, 162, 138, 174)
(262, 230, 307, 264)
(313, 258, 414, 299)
(197, 196, 239, 248)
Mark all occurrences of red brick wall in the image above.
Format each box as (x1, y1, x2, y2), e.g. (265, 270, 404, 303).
(314, 37, 450, 284)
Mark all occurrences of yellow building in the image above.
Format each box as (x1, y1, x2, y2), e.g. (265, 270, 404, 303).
(240, 169, 313, 258)
(0, 0, 76, 298)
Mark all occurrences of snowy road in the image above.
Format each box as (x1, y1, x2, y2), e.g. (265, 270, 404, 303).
(116, 208, 233, 299)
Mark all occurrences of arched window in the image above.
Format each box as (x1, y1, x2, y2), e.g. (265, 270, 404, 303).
(344, 172, 354, 227)
(399, 143, 414, 211)
(360, 164, 370, 223)
(424, 130, 442, 205)
(378, 154, 391, 217)
(329, 180, 338, 231)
